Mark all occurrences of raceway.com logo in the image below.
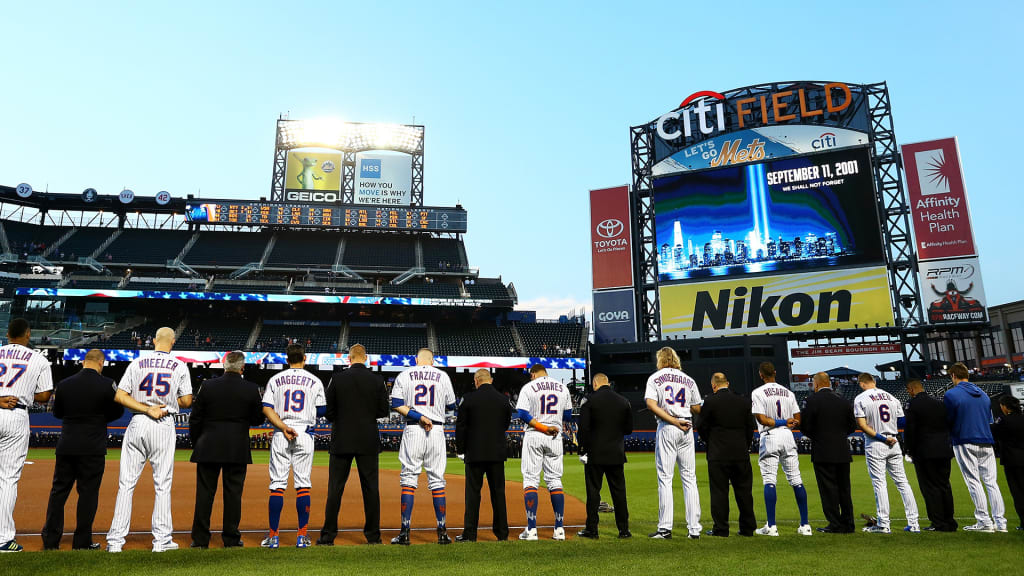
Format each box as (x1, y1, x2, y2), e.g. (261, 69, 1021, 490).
(596, 218, 624, 239)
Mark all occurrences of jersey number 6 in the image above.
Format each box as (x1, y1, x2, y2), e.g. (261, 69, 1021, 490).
(879, 404, 890, 422)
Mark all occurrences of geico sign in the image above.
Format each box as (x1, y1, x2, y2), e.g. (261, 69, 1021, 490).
(598, 310, 631, 322)
(692, 286, 851, 331)
(286, 190, 340, 202)
(656, 83, 853, 142)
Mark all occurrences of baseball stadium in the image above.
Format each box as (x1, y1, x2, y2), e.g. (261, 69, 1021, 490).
(2, 3, 1023, 576)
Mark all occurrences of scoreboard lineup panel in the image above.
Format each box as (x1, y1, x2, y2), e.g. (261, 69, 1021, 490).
(185, 201, 467, 232)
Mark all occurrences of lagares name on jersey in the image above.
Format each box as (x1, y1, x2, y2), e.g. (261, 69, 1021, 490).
(530, 380, 564, 393)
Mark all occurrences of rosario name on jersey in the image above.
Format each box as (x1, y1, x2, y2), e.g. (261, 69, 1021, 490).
(516, 376, 572, 431)
(0, 344, 53, 406)
(263, 368, 326, 426)
(644, 368, 702, 419)
(854, 389, 903, 440)
(391, 365, 455, 423)
(119, 352, 192, 414)
(751, 382, 800, 432)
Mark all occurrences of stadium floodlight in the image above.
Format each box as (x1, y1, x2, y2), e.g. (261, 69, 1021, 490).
(277, 118, 423, 154)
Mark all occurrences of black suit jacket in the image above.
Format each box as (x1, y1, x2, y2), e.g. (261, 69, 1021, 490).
(53, 368, 123, 456)
(455, 383, 513, 463)
(993, 411, 1024, 467)
(697, 388, 755, 462)
(325, 363, 389, 455)
(577, 386, 632, 465)
(189, 372, 264, 465)
(904, 392, 954, 461)
(800, 387, 857, 463)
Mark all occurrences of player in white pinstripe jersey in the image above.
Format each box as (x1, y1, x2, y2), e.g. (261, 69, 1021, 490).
(750, 362, 812, 537)
(644, 347, 702, 539)
(0, 319, 54, 553)
(106, 327, 192, 553)
(390, 349, 456, 546)
(259, 343, 326, 549)
(853, 372, 920, 534)
(516, 364, 573, 542)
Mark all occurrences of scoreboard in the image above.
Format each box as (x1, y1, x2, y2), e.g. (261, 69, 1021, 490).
(185, 201, 467, 233)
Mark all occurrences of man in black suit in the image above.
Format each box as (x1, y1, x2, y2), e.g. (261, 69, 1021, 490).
(800, 372, 857, 533)
(994, 395, 1024, 530)
(696, 373, 756, 537)
(904, 379, 957, 532)
(41, 350, 158, 550)
(317, 344, 389, 545)
(576, 373, 632, 539)
(454, 369, 513, 542)
(189, 351, 265, 548)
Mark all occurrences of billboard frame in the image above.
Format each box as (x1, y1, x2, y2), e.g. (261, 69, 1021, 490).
(271, 119, 425, 206)
(630, 81, 928, 373)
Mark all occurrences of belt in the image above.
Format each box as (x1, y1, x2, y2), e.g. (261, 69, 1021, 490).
(13, 403, 27, 410)
(406, 418, 443, 426)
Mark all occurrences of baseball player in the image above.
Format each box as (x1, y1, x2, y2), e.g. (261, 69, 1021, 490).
(750, 361, 812, 536)
(390, 348, 456, 545)
(0, 319, 54, 553)
(644, 347, 702, 539)
(106, 327, 192, 553)
(260, 344, 326, 549)
(516, 364, 573, 541)
(853, 373, 920, 534)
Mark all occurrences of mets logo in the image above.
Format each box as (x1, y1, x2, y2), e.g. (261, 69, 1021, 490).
(596, 219, 624, 239)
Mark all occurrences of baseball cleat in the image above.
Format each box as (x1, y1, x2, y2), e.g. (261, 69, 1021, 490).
(437, 528, 451, 545)
(904, 526, 921, 534)
(552, 527, 565, 541)
(755, 524, 779, 536)
(391, 530, 411, 546)
(688, 533, 700, 540)
(862, 525, 891, 534)
(648, 529, 672, 539)
(797, 524, 813, 536)
(962, 523, 995, 533)
(296, 535, 311, 548)
(860, 513, 878, 527)
(0, 540, 23, 553)
(518, 528, 538, 541)
(994, 523, 1008, 533)
(105, 545, 122, 554)
(260, 535, 279, 549)
(152, 541, 178, 552)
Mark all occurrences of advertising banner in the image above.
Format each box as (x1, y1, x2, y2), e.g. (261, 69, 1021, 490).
(791, 343, 902, 358)
(355, 152, 412, 205)
(902, 138, 977, 260)
(590, 186, 633, 290)
(285, 150, 342, 192)
(919, 256, 988, 324)
(660, 266, 895, 338)
(593, 288, 637, 344)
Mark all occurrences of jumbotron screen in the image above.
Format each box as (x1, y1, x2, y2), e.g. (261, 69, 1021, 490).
(653, 146, 884, 282)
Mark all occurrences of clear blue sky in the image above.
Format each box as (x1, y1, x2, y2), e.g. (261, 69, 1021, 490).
(2, 1, 1019, 374)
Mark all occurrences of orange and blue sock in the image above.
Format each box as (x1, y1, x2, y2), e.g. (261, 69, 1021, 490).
(400, 486, 416, 530)
(431, 488, 447, 528)
(524, 487, 539, 530)
(550, 488, 565, 528)
(268, 488, 285, 536)
(296, 487, 311, 536)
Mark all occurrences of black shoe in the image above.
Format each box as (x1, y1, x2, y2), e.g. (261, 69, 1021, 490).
(617, 531, 631, 539)
(189, 542, 208, 549)
(454, 534, 475, 543)
(576, 529, 599, 540)
(223, 541, 243, 548)
(437, 528, 451, 545)
(43, 546, 59, 551)
(688, 533, 699, 540)
(648, 529, 672, 539)
(71, 543, 101, 550)
(316, 539, 335, 546)
(816, 527, 836, 534)
(391, 530, 411, 546)
(365, 539, 382, 545)
(705, 530, 728, 537)
(922, 526, 937, 532)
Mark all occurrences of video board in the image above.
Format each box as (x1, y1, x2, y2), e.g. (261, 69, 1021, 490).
(184, 201, 467, 233)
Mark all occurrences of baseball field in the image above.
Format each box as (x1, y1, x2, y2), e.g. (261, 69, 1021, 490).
(6, 449, 1022, 575)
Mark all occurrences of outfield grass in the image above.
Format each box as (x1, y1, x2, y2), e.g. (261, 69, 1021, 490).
(15, 449, 1023, 575)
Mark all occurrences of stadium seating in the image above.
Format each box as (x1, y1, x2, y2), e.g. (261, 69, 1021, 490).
(2, 220, 72, 255)
(421, 237, 464, 272)
(65, 276, 121, 289)
(210, 279, 288, 293)
(465, 278, 513, 301)
(266, 231, 340, 268)
(103, 229, 192, 264)
(381, 281, 461, 298)
(514, 321, 584, 356)
(99, 320, 175, 349)
(180, 317, 253, 351)
(291, 281, 375, 294)
(52, 228, 114, 261)
(127, 278, 207, 291)
(347, 325, 428, 355)
(436, 324, 518, 356)
(342, 233, 416, 270)
(254, 323, 341, 353)
(184, 231, 270, 267)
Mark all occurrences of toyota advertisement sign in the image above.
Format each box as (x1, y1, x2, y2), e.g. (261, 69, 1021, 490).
(590, 185, 633, 290)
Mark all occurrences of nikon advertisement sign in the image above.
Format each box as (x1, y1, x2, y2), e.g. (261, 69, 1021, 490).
(660, 266, 894, 338)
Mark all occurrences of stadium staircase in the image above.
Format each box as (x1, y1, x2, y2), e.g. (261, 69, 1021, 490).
(427, 323, 438, 351)
(510, 324, 527, 356)
(339, 320, 349, 351)
(457, 242, 469, 269)
(175, 233, 200, 262)
(175, 317, 189, 339)
(259, 233, 277, 267)
(0, 222, 10, 253)
(40, 228, 77, 259)
(392, 266, 424, 285)
(245, 319, 262, 350)
(77, 256, 105, 273)
(88, 229, 122, 261)
(415, 238, 424, 269)
(334, 236, 346, 268)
